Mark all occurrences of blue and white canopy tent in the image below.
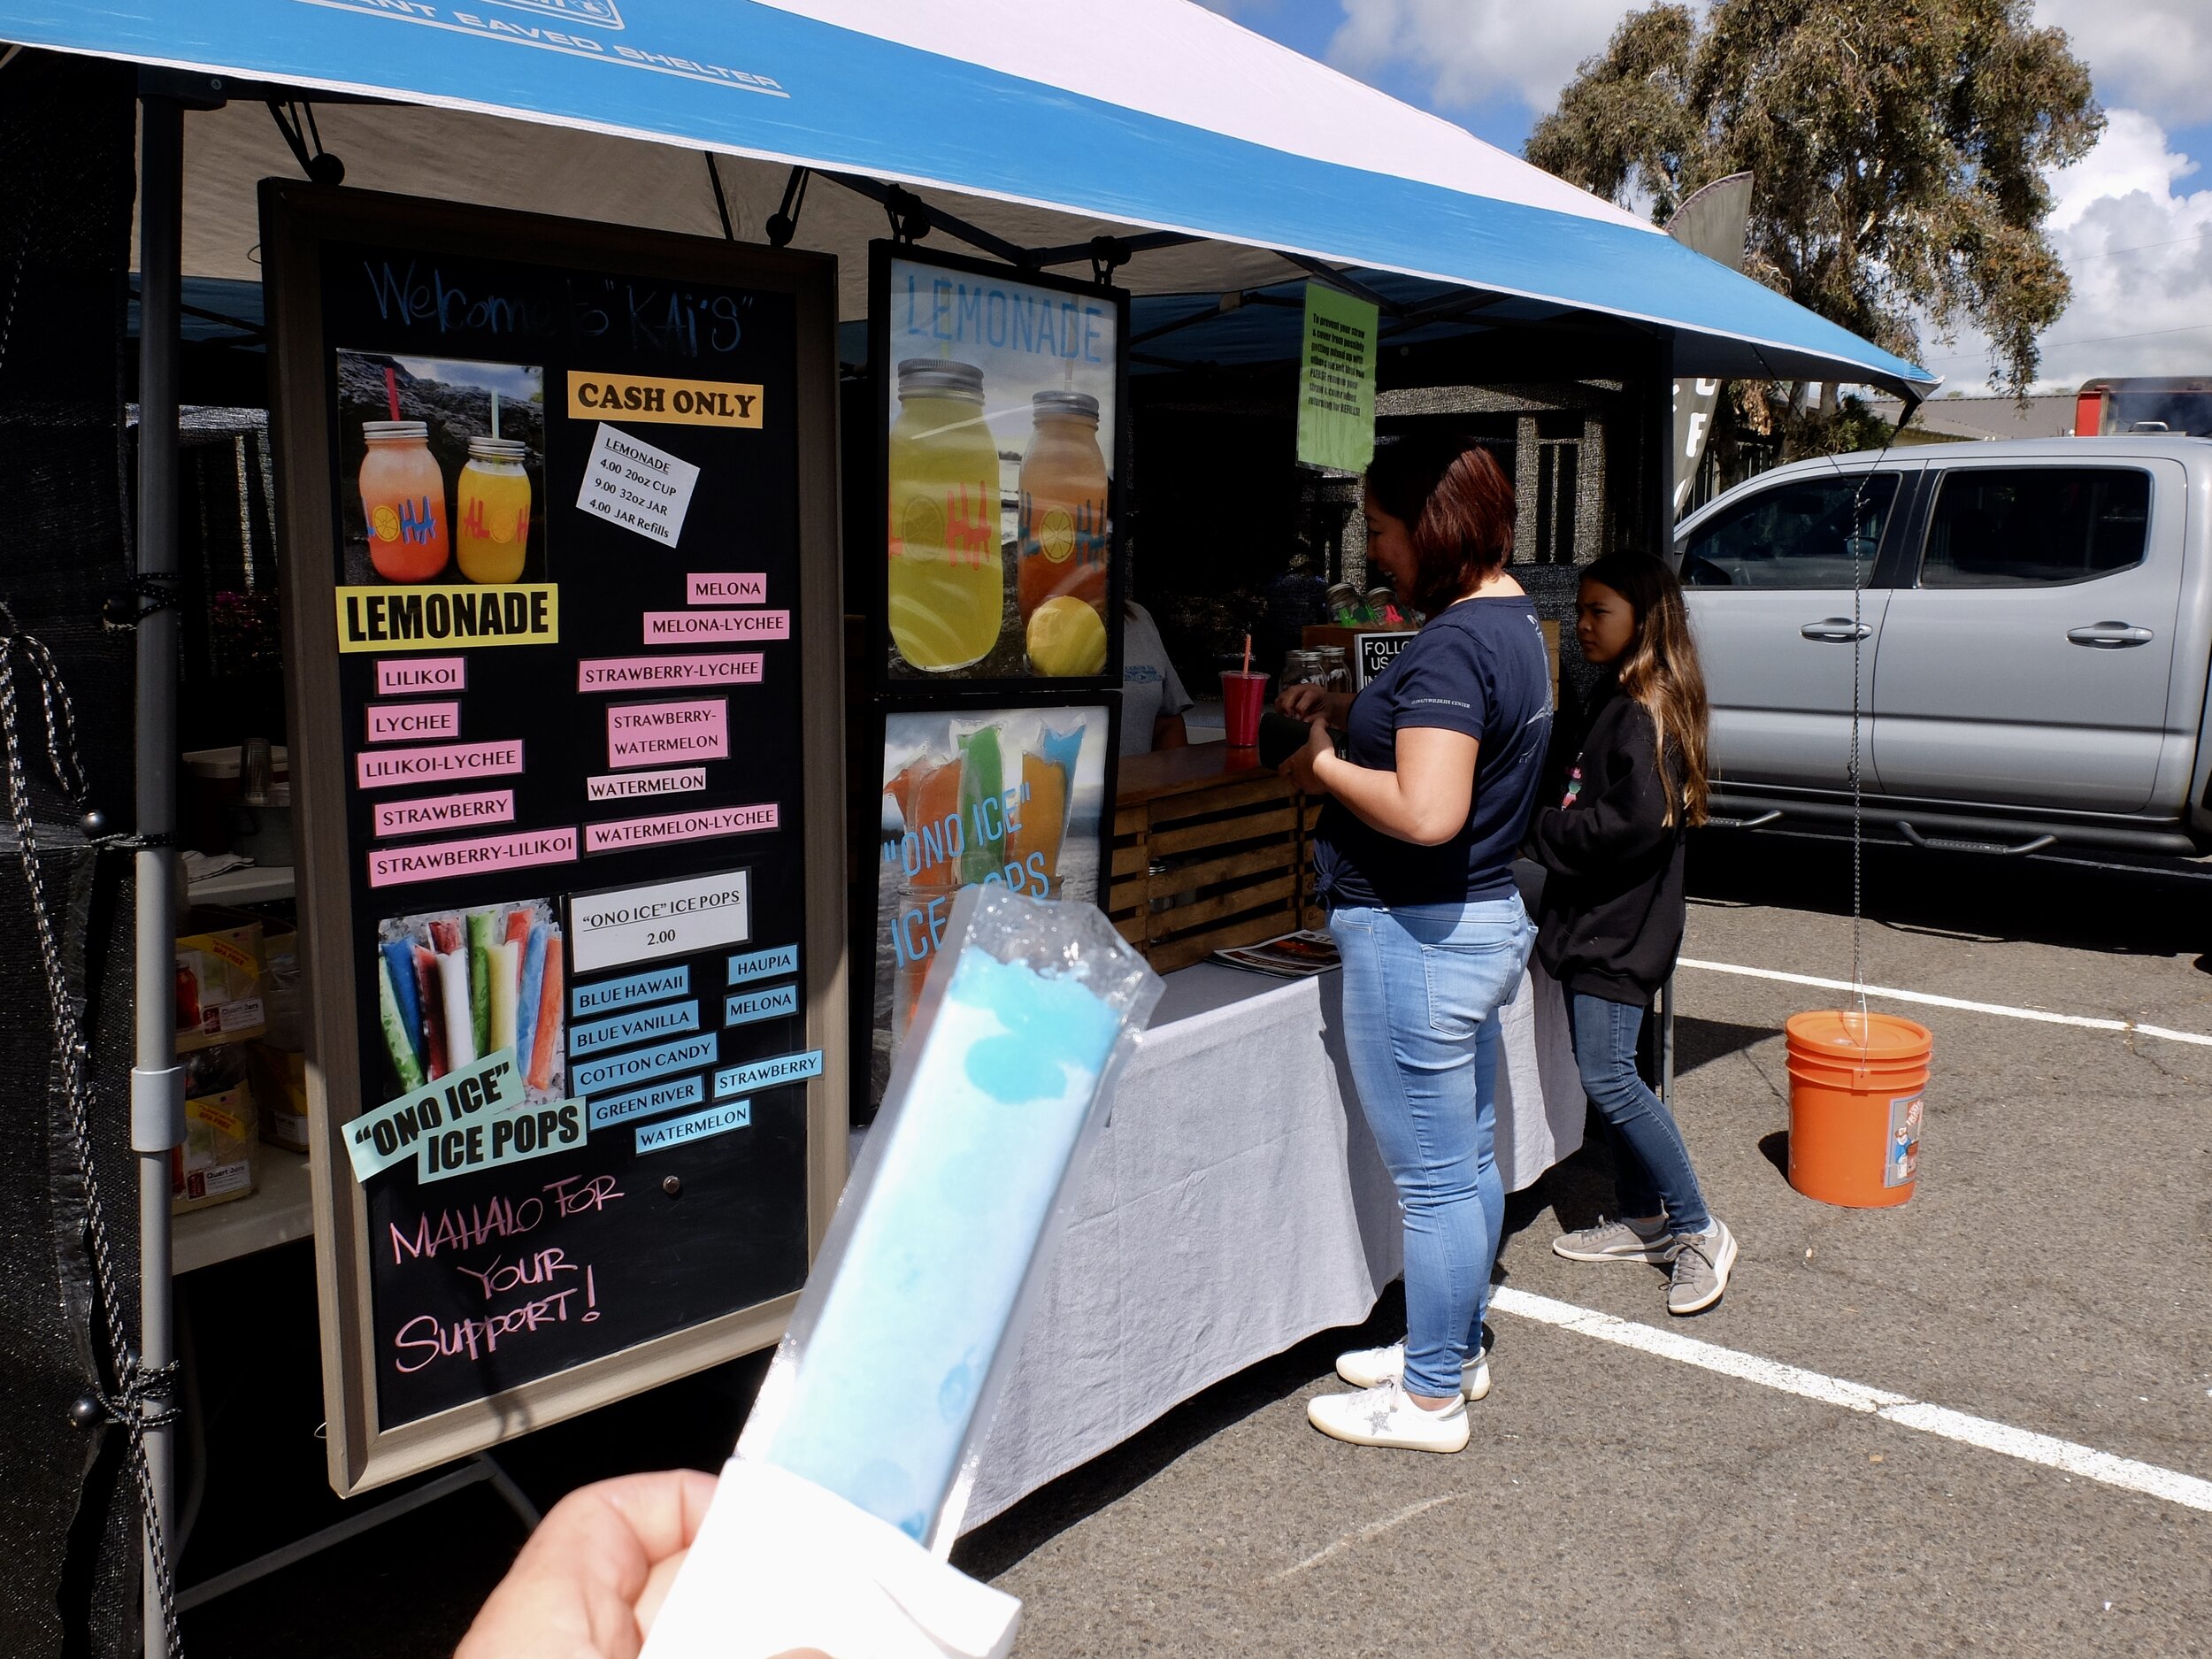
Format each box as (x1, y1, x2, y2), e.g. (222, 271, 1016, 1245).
(21, 0, 1933, 394)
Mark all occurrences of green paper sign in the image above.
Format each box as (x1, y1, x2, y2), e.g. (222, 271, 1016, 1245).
(1297, 283, 1378, 472)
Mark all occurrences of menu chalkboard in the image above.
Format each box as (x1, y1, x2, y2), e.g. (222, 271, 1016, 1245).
(263, 184, 846, 1494)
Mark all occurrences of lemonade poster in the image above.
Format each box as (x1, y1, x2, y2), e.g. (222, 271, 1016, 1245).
(882, 253, 1121, 683)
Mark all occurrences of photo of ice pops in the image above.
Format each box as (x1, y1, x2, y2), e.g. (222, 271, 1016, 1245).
(871, 703, 1110, 1110)
(373, 900, 566, 1102)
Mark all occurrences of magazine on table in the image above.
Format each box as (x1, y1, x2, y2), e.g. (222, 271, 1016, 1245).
(1212, 929, 1340, 979)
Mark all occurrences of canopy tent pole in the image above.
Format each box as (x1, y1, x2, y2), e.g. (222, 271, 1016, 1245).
(133, 88, 184, 1659)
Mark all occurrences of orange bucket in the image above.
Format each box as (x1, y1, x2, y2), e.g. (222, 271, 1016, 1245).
(1784, 1010, 1932, 1208)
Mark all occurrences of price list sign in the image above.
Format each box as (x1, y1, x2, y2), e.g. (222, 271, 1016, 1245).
(263, 185, 845, 1493)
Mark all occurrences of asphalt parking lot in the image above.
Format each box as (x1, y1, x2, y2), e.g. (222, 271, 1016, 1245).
(959, 833, 2212, 1658)
(176, 832, 2212, 1657)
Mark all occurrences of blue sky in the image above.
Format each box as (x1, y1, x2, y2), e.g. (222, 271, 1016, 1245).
(1206, 0, 2212, 391)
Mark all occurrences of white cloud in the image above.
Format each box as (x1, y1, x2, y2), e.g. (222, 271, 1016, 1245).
(1919, 109, 2212, 389)
(2035, 0, 2212, 131)
(1326, 0, 1640, 113)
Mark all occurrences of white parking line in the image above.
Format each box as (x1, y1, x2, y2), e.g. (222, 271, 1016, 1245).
(1492, 1286, 2212, 1514)
(1269, 1491, 1469, 1581)
(1677, 957, 2212, 1048)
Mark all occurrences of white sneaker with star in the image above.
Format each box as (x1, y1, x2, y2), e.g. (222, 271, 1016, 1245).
(1307, 1377, 1471, 1452)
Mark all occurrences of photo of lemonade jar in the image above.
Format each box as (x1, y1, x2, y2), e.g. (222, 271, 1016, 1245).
(455, 436, 533, 584)
(357, 419, 450, 582)
(1017, 391, 1109, 622)
(887, 360, 1002, 672)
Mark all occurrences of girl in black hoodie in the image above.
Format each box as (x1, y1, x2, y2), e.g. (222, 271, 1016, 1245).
(1532, 551, 1736, 1316)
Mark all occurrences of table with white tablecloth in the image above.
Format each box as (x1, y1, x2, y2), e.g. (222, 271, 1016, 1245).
(959, 918, 1585, 1530)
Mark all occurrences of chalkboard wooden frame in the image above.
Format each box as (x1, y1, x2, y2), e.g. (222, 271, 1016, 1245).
(262, 181, 849, 1496)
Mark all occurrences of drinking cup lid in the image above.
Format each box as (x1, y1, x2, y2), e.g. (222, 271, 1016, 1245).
(466, 436, 529, 461)
(361, 419, 428, 441)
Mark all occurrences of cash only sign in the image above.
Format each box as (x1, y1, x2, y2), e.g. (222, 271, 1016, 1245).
(265, 182, 846, 1494)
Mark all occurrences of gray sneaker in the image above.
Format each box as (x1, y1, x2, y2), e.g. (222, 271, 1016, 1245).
(1667, 1220, 1739, 1315)
(1553, 1217, 1674, 1263)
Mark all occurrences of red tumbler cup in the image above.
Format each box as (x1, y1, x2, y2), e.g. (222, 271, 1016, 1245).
(1221, 670, 1268, 748)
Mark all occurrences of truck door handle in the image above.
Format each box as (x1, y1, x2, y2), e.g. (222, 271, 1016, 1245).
(2066, 622, 2154, 648)
(1800, 618, 1872, 642)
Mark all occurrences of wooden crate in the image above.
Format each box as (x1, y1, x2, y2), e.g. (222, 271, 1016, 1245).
(1108, 746, 1317, 972)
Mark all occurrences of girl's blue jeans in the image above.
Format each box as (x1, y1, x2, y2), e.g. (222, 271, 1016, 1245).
(1329, 895, 1534, 1398)
(1566, 991, 1712, 1237)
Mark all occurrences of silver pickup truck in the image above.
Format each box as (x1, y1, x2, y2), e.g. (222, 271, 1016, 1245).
(1672, 435, 2212, 856)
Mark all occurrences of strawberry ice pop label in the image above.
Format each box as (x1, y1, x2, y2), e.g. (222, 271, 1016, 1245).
(588, 767, 707, 802)
(372, 790, 516, 839)
(578, 654, 761, 691)
(367, 827, 579, 889)
(583, 803, 777, 854)
(376, 656, 465, 695)
(607, 700, 726, 768)
(568, 869, 751, 972)
(687, 573, 766, 604)
(357, 739, 524, 790)
(643, 611, 789, 643)
(577, 422, 699, 549)
(713, 1048, 821, 1099)
(368, 701, 461, 743)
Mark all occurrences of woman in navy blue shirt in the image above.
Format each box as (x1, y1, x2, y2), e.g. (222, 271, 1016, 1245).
(1279, 435, 1551, 1453)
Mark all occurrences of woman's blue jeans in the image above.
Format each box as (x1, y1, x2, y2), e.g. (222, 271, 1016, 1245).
(1330, 895, 1534, 1398)
(1566, 991, 1712, 1237)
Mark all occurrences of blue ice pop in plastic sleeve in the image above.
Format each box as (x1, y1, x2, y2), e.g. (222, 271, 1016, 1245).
(741, 890, 1156, 1547)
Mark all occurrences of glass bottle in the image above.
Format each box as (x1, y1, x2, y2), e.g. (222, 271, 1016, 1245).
(1017, 391, 1109, 622)
(456, 436, 533, 585)
(887, 361, 1002, 671)
(357, 419, 449, 582)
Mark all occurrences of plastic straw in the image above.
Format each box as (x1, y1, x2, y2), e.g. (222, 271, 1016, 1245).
(383, 365, 402, 422)
(491, 388, 500, 439)
(1241, 634, 1251, 676)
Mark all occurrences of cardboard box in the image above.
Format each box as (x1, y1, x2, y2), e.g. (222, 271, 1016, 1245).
(249, 1041, 310, 1153)
(175, 910, 265, 1053)
(172, 1078, 257, 1213)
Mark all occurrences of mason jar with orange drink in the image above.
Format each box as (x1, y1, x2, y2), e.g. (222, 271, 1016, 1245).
(1017, 391, 1108, 621)
(357, 419, 450, 582)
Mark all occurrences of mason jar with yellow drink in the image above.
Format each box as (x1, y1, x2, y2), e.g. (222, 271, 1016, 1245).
(456, 436, 533, 584)
(887, 360, 1002, 672)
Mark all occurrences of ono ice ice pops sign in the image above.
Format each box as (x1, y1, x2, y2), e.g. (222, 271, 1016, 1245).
(265, 184, 846, 1494)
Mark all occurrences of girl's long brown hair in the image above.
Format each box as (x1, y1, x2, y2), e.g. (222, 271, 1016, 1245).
(1579, 551, 1709, 828)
